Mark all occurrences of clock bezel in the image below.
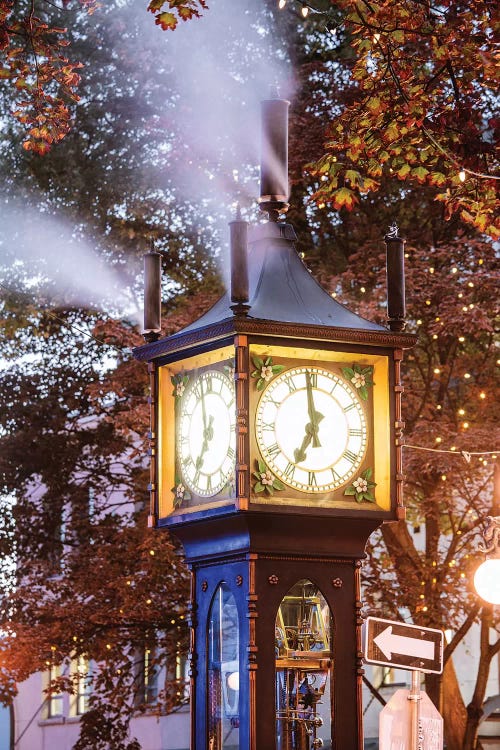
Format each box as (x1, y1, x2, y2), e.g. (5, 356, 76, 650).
(248, 342, 392, 514)
(255, 363, 369, 494)
(157, 344, 237, 519)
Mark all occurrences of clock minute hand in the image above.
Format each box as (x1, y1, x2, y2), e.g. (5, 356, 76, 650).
(196, 414, 214, 469)
(305, 371, 323, 448)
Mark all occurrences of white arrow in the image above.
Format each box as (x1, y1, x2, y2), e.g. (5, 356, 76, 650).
(373, 626, 435, 661)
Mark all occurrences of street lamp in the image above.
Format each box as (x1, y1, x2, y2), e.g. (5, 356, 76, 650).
(474, 516, 500, 605)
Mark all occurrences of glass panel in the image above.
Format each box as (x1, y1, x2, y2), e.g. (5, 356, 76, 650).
(276, 579, 333, 750)
(208, 583, 240, 750)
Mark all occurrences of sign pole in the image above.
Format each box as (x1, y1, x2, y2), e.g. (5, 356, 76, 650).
(408, 670, 422, 750)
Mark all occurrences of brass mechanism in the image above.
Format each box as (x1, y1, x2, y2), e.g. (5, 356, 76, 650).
(276, 580, 331, 750)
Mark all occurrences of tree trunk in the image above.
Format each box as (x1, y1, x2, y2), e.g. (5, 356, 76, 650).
(440, 657, 467, 750)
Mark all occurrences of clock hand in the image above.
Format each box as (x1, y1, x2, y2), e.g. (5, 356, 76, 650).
(293, 415, 325, 464)
(195, 415, 214, 469)
(305, 371, 323, 448)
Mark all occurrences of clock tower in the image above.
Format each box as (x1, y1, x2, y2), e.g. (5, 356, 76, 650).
(134, 95, 416, 750)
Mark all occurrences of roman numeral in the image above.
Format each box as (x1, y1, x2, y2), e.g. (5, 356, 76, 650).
(284, 462, 295, 478)
(267, 443, 281, 458)
(308, 471, 318, 487)
(343, 449, 358, 464)
(206, 475, 212, 492)
(261, 421, 274, 432)
(286, 377, 298, 393)
(331, 468, 341, 483)
(344, 403, 356, 413)
(308, 371, 318, 387)
(205, 376, 213, 392)
(349, 428, 363, 437)
(227, 446, 235, 460)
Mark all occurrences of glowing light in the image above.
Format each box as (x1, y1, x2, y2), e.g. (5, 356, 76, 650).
(464, 373, 471, 379)
(451, 267, 458, 274)
(436, 405, 442, 410)
(479, 392, 486, 400)
(474, 560, 500, 604)
(434, 368, 440, 374)
(458, 336, 465, 342)
(278, 0, 286, 9)
(149, 549, 155, 556)
(432, 334, 438, 340)
(451, 446, 456, 451)
(478, 258, 484, 265)
(429, 267, 434, 274)
(441, 475, 447, 481)
(435, 437, 442, 444)
(462, 306, 468, 312)
(468, 281, 474, 287)
(417, 319, 422, 325)
(301, 2, 309, 17)
(459, 170, 466, 182)
(227, 671, 240, 691)
(462, 422, 469, 429)
(425, 299, 431, 305)
(146, 598, 152, 604)
(373, 32, 381, 42)
(360, 286, 366, 293)
(458, 408, 465, 415)
(458, 292, 463, 298)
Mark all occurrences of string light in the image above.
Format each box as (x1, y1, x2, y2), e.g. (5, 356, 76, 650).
(459, 170, 466, 182)
(301, 3, 309, 17)
(278, 0, 286, 8)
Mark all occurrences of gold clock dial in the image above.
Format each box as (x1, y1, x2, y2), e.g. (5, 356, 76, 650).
(178, 369, 235, 497)
(255, 365, 368, 493)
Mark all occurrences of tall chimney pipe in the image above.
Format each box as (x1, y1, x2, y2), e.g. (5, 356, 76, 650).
(385, 223, 406, 332)
(259, 91, 290, 222)
(143, 246, 162, 342)
(230, 205, 249, 313)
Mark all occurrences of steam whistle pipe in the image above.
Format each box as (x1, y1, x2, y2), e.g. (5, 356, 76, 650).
(385, 223, 406, 332)
(230, 205, 250, 313)
(143, 248, 162, 342)
(259, 93, 290, 222)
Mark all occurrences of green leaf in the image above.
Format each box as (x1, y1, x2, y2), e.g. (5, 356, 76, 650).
(254, 482, 264, 493)
(363, 467, 373, 480)
(342, 367, 355, 380)
(253, 472, 262, 481)
(266, 484, 274, 495)
(252, 356, 264, 369)
(264, 357, 271, 366)
(251, 370, 258, 378)
(355, 494, 364, 504)
(256, 378, 264, 391)
(358, 386, 368, 400)
(271, 365, 285, 374)
(344, 486, 356, 496)
(273, 479, 285, 491)
(258, 460, 267, 473)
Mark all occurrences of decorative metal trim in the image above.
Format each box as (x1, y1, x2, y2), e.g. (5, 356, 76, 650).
(133, 317, 418, 362)
(268, 574, 279, 585)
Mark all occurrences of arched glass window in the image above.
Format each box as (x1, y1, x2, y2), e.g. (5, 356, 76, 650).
(275, 579, 333, 749)
(208, 583, 240, 749)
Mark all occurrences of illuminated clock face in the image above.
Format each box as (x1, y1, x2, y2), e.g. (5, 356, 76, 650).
(178, 370, 236, 497)
(255, 366, 368, 493)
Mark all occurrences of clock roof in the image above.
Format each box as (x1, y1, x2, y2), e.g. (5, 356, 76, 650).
(134, 220, 416, 362)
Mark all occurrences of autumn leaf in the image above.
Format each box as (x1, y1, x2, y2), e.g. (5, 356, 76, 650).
(331, 187, 357, 210)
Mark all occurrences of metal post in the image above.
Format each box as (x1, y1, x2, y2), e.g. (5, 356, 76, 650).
(408, 669, 422, 750)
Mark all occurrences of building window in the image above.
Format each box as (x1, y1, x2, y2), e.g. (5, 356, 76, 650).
(74, 656, 92, 715)
(135, 648, 158, 707)
(46, 663, 64, 719)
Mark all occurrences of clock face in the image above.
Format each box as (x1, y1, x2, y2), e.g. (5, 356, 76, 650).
(178, 369, 236, 497)
(255, 365, 368, 493)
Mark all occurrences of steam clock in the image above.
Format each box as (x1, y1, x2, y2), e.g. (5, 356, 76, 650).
(134, 96, 416, 749)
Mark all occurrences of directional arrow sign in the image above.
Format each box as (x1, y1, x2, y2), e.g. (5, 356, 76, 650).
(364, 617, 444, 674)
